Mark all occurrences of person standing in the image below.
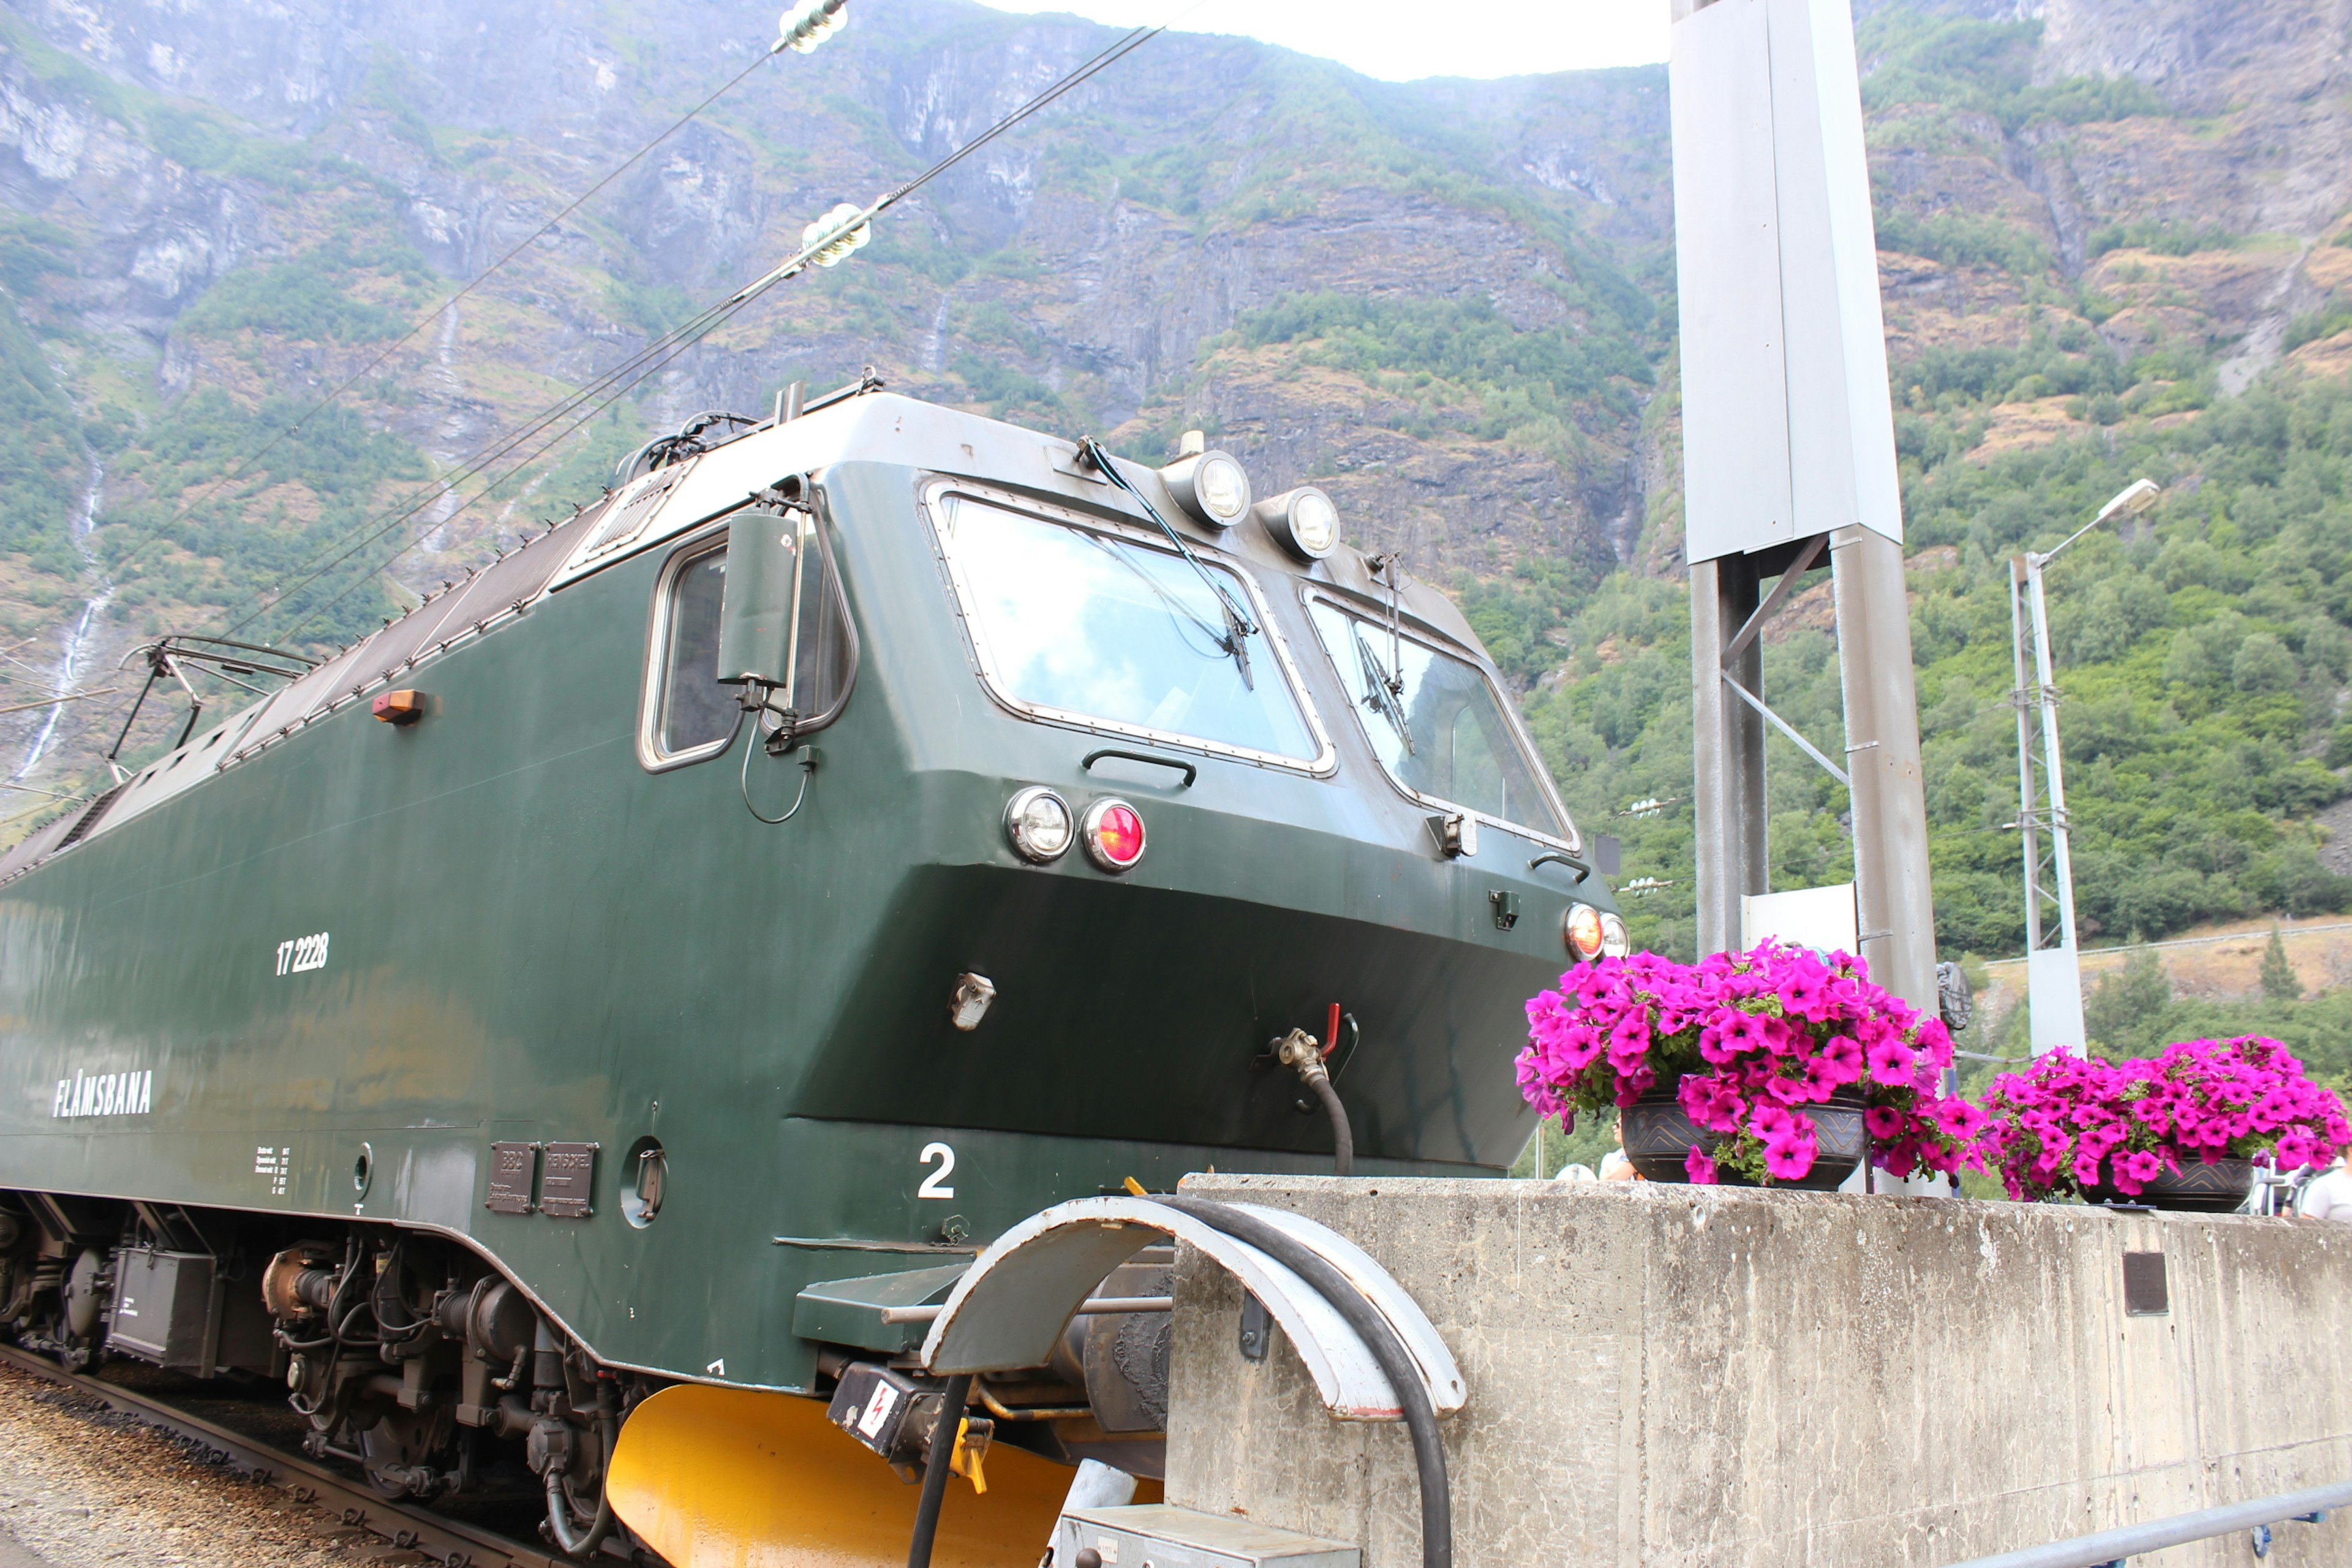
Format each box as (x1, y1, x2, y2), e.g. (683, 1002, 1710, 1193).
(1598, 1116, 1640, 1183)
(2298, 1156, 2352, 1222)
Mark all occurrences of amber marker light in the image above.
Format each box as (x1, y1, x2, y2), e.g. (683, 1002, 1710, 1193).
(371, 690, 425, 725)
(1081, 798, 1147, 872)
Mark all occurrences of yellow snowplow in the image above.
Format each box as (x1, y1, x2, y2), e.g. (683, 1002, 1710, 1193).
(607, 1382, 1079, 1567)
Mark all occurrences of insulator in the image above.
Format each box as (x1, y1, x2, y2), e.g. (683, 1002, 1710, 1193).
(777, 0, 847, 53)
(801, 202, 873, 267)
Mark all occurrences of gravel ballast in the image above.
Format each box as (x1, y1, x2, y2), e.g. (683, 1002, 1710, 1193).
(0, 1361, 421, 1568)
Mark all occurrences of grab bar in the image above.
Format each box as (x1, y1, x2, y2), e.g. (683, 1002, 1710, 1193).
(1083, 748, 1197, 788)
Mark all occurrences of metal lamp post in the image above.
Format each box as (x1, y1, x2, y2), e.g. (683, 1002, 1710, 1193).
(2010, 477, 2160, 1053)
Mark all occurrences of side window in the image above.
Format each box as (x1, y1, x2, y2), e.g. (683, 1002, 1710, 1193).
(655, 543, 739, 758)
(784, 510, 854, 720)
(642, 510, 856, 770)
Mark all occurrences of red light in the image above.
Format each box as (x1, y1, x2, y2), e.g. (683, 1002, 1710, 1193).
(1082, 799, 1147, 872)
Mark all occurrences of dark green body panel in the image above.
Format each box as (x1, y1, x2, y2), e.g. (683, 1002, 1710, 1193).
(0, 402, 1607, 1391)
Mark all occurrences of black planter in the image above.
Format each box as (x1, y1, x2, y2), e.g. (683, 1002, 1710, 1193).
(1622, 1078, 1866, 1191)
(2082, 1156, 2255, 1213)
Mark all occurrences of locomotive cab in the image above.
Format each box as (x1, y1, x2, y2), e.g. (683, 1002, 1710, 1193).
(623, 394, 1616, 1189)
(0, 384, 1624, 1563)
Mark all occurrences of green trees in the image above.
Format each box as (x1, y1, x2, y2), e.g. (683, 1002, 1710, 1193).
(1528, 368, 2352, 966)
(2263, 926, 2302, 1001)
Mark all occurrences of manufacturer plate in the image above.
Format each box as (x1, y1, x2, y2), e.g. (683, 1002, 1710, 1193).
(486, 1141, 538, 1215)
(541, 1142, 599, 1219)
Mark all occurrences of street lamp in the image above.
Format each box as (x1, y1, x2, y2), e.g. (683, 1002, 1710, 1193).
(2009, 478, 2161, 1053)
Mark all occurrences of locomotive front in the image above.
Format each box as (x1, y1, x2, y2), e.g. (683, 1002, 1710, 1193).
(0, 388, 1626, 1564)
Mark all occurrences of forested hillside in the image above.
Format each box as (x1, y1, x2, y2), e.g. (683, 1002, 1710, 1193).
(4, 0, 2352, 999)
(0, 0, 1665, 804)
(1522, 6, 2352, 976)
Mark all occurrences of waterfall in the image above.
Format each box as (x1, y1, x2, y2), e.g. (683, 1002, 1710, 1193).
(13, 458, 117, 782)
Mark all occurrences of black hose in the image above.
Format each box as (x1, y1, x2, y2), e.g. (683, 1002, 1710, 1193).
(1304, 1073, 1355, 1176)
(905, 1373, 973, 1568)
(741, 728, 815, 824)
(1154, 1196, 1449, 1568)
(545, 1381, 616, 1558)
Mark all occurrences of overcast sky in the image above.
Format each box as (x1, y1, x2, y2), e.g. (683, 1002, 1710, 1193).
(973, 0, 1671, 81)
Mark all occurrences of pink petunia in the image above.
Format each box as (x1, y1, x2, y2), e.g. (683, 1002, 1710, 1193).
(1865, 1035, 1915, 1085)
(1934, 1099, 1988, 1140)
(1762, 1132, 1817, 1181)
(1684, 1145, 1719, 1183)
(1817, 1034, 1864, 1084)
(1605, 1017, 1651, 1074)
(1776, 959, 1832, 1021)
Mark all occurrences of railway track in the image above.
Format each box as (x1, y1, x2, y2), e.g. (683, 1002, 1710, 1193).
(0, 1342, 560, 1568)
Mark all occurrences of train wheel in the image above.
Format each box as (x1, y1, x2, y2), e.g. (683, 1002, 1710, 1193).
(606, 1384, 1069, 1567)
(356, 1406, 458, 1499)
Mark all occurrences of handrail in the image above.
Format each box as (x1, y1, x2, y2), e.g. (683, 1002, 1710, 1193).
(880, 1294, 1170, 1325)
(1528, 851, 1591, 884)
(1940, 1480, 2351, 1568)
(1083, 747, 1197, 787)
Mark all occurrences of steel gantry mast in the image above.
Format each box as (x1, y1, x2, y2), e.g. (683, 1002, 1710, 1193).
(1670, 0, 1936, 1012)
(2008, 478, 2158, 1052)
(2009, 557, 2070, 957)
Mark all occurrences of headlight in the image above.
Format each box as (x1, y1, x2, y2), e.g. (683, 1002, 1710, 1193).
(1253, 486, 1339, 560)
(1599, 911, 1630, 958)
(1564, 902, 1605, 960)
(1159, 450, 1252, 529)
(1005, 786, 1074, 862)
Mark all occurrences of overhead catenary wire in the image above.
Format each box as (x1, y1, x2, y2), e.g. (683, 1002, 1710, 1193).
(236, 12, 1186, 651)
(81, 0, 1185, 770)
(240, 287, 767, 643)
(97, 23, 832, 603)
(59, 11, 856, 759)
(0, 688, 123, 718)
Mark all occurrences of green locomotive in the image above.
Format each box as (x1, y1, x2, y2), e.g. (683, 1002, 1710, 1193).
(0, 385, 1621, 1560)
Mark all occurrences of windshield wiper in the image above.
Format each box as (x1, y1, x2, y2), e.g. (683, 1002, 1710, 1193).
(1079, 436, 1256, 689)
(1352, 623, 1414, 754)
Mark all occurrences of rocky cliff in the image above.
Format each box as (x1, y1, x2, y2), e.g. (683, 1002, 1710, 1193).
(0, 0, 1678, 791)
(1, 0, 2350, 946)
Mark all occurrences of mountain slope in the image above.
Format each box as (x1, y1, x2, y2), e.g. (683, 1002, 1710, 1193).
(0, 0, 1665, 802)
(6, 0, 2352, 986)
(1532, 0, 2352, 968)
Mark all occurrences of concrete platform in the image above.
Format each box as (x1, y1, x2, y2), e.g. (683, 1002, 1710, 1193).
(1166, 1175, 2352, 1567)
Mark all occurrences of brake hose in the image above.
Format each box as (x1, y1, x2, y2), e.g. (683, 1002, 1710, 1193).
(545, 1378, 617, 1558)
(905, 1373, 974, 1568)
(1153, 1196, 1450, 1568)
(1279, 1030, 1354, 1175)
(1274, 1025, 1354, 1176)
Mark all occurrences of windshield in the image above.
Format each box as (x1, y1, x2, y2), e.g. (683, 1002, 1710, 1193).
(1308, 600, 1568, 839)
(937, 496, 1322, 763)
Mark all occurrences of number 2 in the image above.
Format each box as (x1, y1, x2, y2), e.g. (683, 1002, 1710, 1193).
(917, 1142, 956, 1199)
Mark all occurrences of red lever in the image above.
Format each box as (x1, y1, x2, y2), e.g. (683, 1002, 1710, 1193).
(1323, 1002, 1341, 1059)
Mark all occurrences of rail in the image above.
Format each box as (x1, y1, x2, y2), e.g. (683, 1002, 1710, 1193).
(1942, 1480, 2351, 1568)
(0, 1342, 553, 1568)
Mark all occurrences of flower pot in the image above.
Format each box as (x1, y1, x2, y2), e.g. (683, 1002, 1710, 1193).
(1622, 1079, 1866, 1191)
(2082, 1156, 2255, 1213)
